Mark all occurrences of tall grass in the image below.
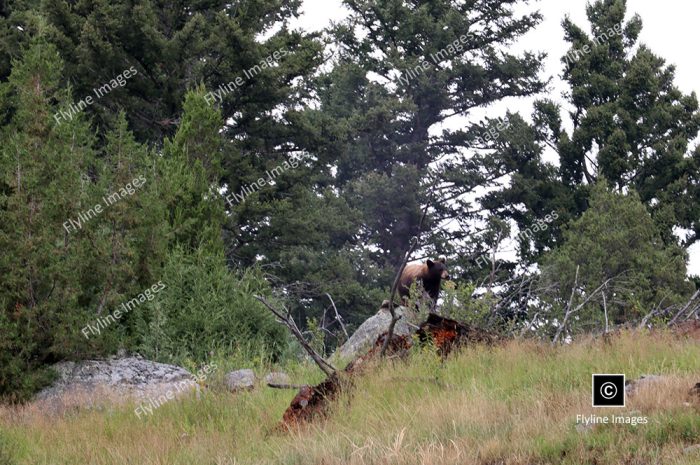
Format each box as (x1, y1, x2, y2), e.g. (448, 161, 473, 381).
(1, 330, 698, 465)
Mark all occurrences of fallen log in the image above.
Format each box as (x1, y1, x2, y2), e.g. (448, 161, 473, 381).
(279, 332, 412, 429)
(278, 314, 496, 429)
(281, 374, 346, 427)
(417, 313, 496, 356)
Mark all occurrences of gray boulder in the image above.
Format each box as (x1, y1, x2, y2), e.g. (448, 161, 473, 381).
(264, 371, 291, 386)
(334, 305, 415, 361)
(35, 357, 198, 411)
(224, 369, 256, 392)
(625, 374, 665, 395)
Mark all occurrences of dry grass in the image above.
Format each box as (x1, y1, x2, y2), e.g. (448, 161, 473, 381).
(0, 330, 698, 465)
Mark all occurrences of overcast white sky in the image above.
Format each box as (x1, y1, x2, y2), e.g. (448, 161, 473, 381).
(293, 0, 700, 276)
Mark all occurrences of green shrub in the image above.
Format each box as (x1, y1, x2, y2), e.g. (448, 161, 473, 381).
(0, 307, 58, 403)
(136, 247, 287, 364)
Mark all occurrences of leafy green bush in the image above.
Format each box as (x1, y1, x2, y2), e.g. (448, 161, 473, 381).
(440, 281, 497, 326)
(136, 247, 287, 364)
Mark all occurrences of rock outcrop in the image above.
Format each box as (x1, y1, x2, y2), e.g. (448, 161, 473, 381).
(334, 305, 414, 360)
(35, 356, 198, 411)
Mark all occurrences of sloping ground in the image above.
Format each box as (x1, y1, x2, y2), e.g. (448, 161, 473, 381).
(281, 314, 488, 428)
(0, 330, 698, 465)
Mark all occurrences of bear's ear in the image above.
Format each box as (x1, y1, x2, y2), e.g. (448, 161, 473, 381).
(426, 259, 435, 268)
(438, 256, 446, 264)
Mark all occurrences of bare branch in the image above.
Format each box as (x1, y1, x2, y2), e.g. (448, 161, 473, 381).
(254, 295, 337, 377)
(669, 290, 700, 326)
(602, 284, 609, 334)
(267, 383, 308, 390)
(553, 271, 619, 344)
(326, 292, 349, 340)
(552, 265, 579, 344)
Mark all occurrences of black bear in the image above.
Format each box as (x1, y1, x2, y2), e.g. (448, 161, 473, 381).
(397, 257, 450, 302)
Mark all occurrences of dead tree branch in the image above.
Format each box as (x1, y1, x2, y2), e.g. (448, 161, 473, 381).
(669, 290, 700, 326)
(267, 383, 308, 390)
(552, 272, 618, 345)
(326, 292, 349, 340)
(254, 295, 337, 377)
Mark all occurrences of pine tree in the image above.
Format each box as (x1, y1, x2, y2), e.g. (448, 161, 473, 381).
(0, 0, 323, 145)
(316, 0, 546, 269)
(0, 39, 102, 400)
(160, 87, 226, 254)
(539, 181, 693, 334)
(82, 112, 168, 344)
(228, 0, 548, 328)
(503, 0, 700, 258)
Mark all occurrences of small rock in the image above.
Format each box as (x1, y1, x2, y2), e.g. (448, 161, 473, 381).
(264, 372, 291, 386)
(683, 444, 700, 454)
(625, 374, 665, 395)
(224, 369, 255, 392)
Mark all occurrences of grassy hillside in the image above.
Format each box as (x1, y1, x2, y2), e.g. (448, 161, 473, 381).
(1, 331, 698, 465)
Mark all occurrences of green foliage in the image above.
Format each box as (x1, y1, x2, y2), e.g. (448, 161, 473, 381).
(0, 43, 289, 399)
(231, 0, 548, 330)
(0, 0, 322, 143)
(501, 0, 700, 260)
(440, 281, 496, 327)
(0, 39, 106, 400)
(136, 247, 286, 364)
(160, 88, 226, 254)
(0, 0, 698, 404)
(539, 181, 693, 333)
(318, 0, 546, 274)
(304, 317, 326, 355)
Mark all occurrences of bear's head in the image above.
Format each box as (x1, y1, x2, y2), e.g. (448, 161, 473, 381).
(426, 256, 449, 281)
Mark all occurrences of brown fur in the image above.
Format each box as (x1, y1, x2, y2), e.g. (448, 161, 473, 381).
(397, 258, 449, 302)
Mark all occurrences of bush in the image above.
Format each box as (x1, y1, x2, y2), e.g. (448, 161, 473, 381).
(0, 311, 57, 403)
(136, 247, 287, 364)
(440, 281, 498, 326)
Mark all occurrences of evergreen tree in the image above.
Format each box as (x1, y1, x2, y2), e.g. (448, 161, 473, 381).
(539, 181, 693, 335)
(160, 87, 226, 254)
(315, 0, 546, 270)
(227, 0, 548, 328)
(136, 88, 287, 362)
(0, 39, 102, 400)
(0, 0, 322, 145)
(496, 0, 700, 261)
(84, 112, 168, 345)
